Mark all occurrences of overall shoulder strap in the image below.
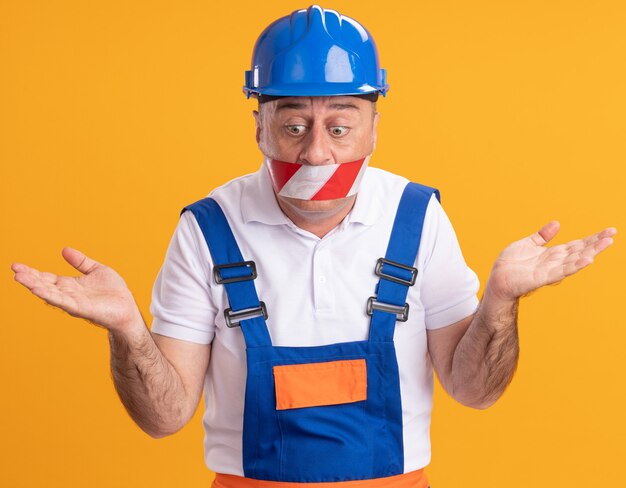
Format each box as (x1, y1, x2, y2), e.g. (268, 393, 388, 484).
(182, 198, 272, 348)
(368, 182, 440, 342)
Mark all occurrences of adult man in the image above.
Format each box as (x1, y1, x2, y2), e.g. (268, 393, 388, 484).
(11, 5, 616, 488)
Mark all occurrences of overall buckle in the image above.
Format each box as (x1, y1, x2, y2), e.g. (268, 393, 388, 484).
(375, 258, 417, 286)
(366, 297, 409, 322)
(213, 261, 257, 284)
(224, 302, 268, 328)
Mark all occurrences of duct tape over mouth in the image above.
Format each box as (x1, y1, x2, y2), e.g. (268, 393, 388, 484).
(264, 156, 370, 201)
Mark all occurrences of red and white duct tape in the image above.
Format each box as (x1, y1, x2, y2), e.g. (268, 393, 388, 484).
(264, 156, 370, 201)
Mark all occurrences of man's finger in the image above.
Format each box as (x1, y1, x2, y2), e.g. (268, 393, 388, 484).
(571, 227, 617, 250)
(10, 262, 48, 280)
(563, 257, 594, 277)
(14, 269, 41, 291)
(61, 247, 101, 274)
(531, 220, 560, 246)
(11, 262, 28, 273)
(31, 285, 73, 312)
(576, 235, 614, 259)
(14, 272, 69, 308)
(592, 236, 614, 254)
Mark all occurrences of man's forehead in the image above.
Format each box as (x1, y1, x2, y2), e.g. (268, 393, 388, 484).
(273, 96, 369, 112)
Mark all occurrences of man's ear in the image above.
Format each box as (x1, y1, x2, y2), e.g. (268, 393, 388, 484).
(253, 110, 261, 144)
(372, 111, 380, 151)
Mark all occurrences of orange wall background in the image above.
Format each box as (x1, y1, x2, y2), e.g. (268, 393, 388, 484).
(1, 1, 624, 487)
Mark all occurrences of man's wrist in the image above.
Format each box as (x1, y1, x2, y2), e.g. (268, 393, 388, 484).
(483, 283, 518, 306)
(109, 311, 148, 345)
(478, 283, 519, 333)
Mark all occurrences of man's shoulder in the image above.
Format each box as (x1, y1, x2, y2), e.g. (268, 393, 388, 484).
(364, 165, 438, 198)
(364, 165, 409, 191)
(208, 169, 261, 199)
(182, 169, 261, 207)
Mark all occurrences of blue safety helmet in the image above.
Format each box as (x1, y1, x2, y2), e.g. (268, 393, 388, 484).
(243, 5, 388, 98)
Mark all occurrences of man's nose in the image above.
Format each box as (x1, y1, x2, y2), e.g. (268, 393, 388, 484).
(299, 125, 334, 166)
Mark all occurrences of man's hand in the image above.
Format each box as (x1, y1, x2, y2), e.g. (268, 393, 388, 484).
(11, 247, 142, 333)
(11, 247, 208, 437)
(486, 221, 617, 301)
(435, 221, 616, 409)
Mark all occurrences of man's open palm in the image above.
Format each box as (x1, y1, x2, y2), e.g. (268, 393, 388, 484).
(11, 247, 140, 332)
(488, 221, 617, 301)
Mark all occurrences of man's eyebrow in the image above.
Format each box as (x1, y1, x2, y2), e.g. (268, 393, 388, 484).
(328, 103, 360, 111)
(275, 102, 308, 111)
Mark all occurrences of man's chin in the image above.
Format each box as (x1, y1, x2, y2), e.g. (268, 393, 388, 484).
(282, 195, 351, 210)
(277, 194, 356, 222)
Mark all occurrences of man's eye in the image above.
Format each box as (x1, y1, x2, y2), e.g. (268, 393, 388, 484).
(330, 126, 349, 136)
(286, 125, 307, 135)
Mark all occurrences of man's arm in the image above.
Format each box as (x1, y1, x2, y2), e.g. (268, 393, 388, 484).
(428, 221, 615, 409)
(11, 247, 209, 437)
(109, 321, 210, 438)
(428, 293, 519, 409)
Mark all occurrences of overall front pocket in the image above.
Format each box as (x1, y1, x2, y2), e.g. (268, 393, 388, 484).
(273, 359, 367, 410)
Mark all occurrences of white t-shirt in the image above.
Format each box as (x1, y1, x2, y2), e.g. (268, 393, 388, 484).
(150, 165, 480, 475)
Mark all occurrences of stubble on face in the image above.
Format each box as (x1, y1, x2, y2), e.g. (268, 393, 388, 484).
(277, 193, 357, 224)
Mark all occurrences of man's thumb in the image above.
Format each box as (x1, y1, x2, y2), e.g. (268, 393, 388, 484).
(530, 220, 560, 246)
(61, 247, 101, 274)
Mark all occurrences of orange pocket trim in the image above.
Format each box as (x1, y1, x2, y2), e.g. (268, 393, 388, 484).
(273, 359, 367, 410)
(212, 469, 429, 488)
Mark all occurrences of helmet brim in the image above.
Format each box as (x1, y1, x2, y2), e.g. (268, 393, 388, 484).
(243, 83, 388, 98)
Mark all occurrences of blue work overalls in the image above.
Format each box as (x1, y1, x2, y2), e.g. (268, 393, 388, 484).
(183, 181, 439, 484)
